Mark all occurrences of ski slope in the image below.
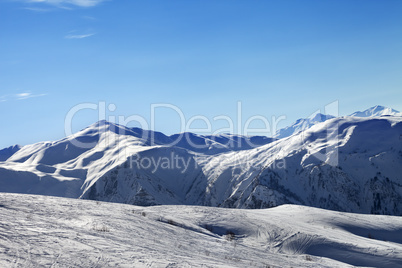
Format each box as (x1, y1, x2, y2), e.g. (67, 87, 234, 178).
(0, 193, 401, 267)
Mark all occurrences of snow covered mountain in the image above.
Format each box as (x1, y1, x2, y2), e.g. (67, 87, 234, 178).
(350, 105, 401, 117)
(0, 108, 402, 215)
(274, 113, 335, 139)
(2, 193, 402, 267)
(274, 105, 401, 139)
(83, 116, 402, 215)
(0, 121, 275, 201)
(0, 145, 21, 161)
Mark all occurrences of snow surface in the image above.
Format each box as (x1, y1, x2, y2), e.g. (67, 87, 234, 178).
(1, 193, 401, 267)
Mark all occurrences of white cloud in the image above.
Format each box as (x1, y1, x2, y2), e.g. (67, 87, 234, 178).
(0, 92, 47, 102)
(24, 0, 107, 8)
(16, 93, 31, 98)
(65, 33, 95, 39)
(16, 92, 47, 100)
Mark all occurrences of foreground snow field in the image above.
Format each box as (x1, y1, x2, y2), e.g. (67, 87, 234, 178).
(1, 193, 401, 267)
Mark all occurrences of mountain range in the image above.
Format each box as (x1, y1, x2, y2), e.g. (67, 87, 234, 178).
(0, 105, 401, 215)
(274, 104, 402, 139)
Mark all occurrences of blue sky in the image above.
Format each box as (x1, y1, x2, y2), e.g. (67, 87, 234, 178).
(1, 0, 401, 148)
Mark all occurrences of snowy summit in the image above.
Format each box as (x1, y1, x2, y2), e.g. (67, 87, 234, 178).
(349, 105, 401, 117)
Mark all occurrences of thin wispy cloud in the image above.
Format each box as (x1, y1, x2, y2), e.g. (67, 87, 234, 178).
(65, 33, 95, 39)
(23, 7, 52, 12)
(0, 92, 47, 102)
(21, 0, 107, 8)
(16, 93, 31, 99)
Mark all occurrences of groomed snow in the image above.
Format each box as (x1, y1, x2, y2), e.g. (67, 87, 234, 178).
(1, 193, 401, 267)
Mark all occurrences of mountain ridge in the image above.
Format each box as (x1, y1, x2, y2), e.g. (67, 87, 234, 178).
(0, 106, 401, 215)
(350, 105, 401, 117)
(274, 105, 401, 139)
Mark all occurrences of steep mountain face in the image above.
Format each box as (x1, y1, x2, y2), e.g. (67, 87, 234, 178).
(213, 117, 402, 215)
(0, 145, 21, 161)
(85, 116, 402, 215)
(1, 110, 402, 215)
(350, 105, 401, 117)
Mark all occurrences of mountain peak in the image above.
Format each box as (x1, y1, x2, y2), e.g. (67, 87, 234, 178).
(274, 113, 335, 139)
(349, 105, 400, 117)
(308, 112, 335, 122)
(0, 144, 22, 161)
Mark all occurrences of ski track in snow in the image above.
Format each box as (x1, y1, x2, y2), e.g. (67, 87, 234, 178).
(0, 193, 402, 267)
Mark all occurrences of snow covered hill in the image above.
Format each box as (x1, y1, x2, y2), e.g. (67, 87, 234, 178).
(0, 108, 402, 215)
(1, 193, 401, 267)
